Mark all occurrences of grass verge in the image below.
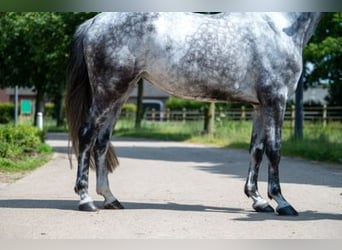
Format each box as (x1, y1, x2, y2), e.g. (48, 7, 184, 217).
(0, 124, 53, 174)
(0, 145, 52, 173)
(45, 117, 342, 165)
(115, 119, 342, 165)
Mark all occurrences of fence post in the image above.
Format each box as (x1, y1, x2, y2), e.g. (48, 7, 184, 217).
(218, 106, 223, 119)
(203, 102, 215, 135)
(182, 108, 186, 122)
(323, 104, 327, 127)
(165, 108, 170, 122)
(241, 106, 246, 121)
(291, 105, 295, 129)
(151, 108, 156, 122)
(208, 102, 215, 134)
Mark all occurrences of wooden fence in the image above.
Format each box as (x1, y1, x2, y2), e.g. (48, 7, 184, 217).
(121, 105, 342, 127)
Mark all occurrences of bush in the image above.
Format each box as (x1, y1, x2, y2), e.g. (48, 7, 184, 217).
(166, 97, 205, 110)
(0, 103, 14, 124)
(0, 125, 44, 159)
(122, 103, 137, 113)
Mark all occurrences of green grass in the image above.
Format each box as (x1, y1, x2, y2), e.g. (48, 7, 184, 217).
(42, 115, 342, 164)
(115, 119, 201, 141)
(115, 119, 342, 165)
(0, 151, 52, 173)
(282, 123, 342, 163)
(0, 124, 53, 173)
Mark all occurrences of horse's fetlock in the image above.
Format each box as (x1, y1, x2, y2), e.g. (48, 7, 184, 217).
(244, 183, 257, 198)
(268, 185, 281, 200)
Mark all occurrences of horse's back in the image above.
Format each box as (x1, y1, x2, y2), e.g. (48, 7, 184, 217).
(145, 13, 301, 103)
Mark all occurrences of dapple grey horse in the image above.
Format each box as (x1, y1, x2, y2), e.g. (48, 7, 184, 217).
(65, 12, 321, 215)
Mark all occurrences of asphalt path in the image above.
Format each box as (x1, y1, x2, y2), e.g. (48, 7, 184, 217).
(0, 133, 341, 238)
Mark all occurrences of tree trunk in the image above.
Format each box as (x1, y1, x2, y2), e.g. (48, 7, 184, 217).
(14, 85, 19, 126)
(135, 78, 144, 129)
(294, 72, 304, 140)
(54, 93, 64, 127)
(54, 81, 65, 127)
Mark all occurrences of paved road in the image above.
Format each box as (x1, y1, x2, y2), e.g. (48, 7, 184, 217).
(0, 133, 341, 238)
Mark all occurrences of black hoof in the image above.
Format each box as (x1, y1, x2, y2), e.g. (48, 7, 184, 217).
(104, 200, 125, 209)
(79, 202, 98, 212)
(276, 205, 298, 216)
(254, 204, 275, 213)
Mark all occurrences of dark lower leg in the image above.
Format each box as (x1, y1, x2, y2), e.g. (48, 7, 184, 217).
(75, 122, 97, 211)
(245, 143, 274, 212)
(245, 110, 274, 212)
(266, 146, 298, 216)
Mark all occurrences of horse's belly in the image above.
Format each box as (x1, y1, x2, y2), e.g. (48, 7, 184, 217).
(178, 84, 258, 104)
(143, 72, 259, 104)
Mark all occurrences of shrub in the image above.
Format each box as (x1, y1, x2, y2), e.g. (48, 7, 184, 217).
(0, 103, 14, 124)
(122, 103, 137, 113)
(166, 97, 205, 110)
(0, 125, 44, 159)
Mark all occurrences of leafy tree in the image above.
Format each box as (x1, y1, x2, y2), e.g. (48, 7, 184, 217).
(52, 12, 97, 126)
(294, 12, 341, 140)
(0, 13, 66, 124)
(304, 12, 342, 105)
(0, 13, 32, 89)
(0, 12, 97, 126)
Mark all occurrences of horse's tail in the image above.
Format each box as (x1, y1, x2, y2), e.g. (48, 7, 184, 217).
(65, 21, 119, 172)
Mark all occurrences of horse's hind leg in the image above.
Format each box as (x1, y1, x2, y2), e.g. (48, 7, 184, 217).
(75, 121, 97, 211)
(264, 97, 298, 216)
(245, 106, 274, 213)
(94, 108, 124, 209)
